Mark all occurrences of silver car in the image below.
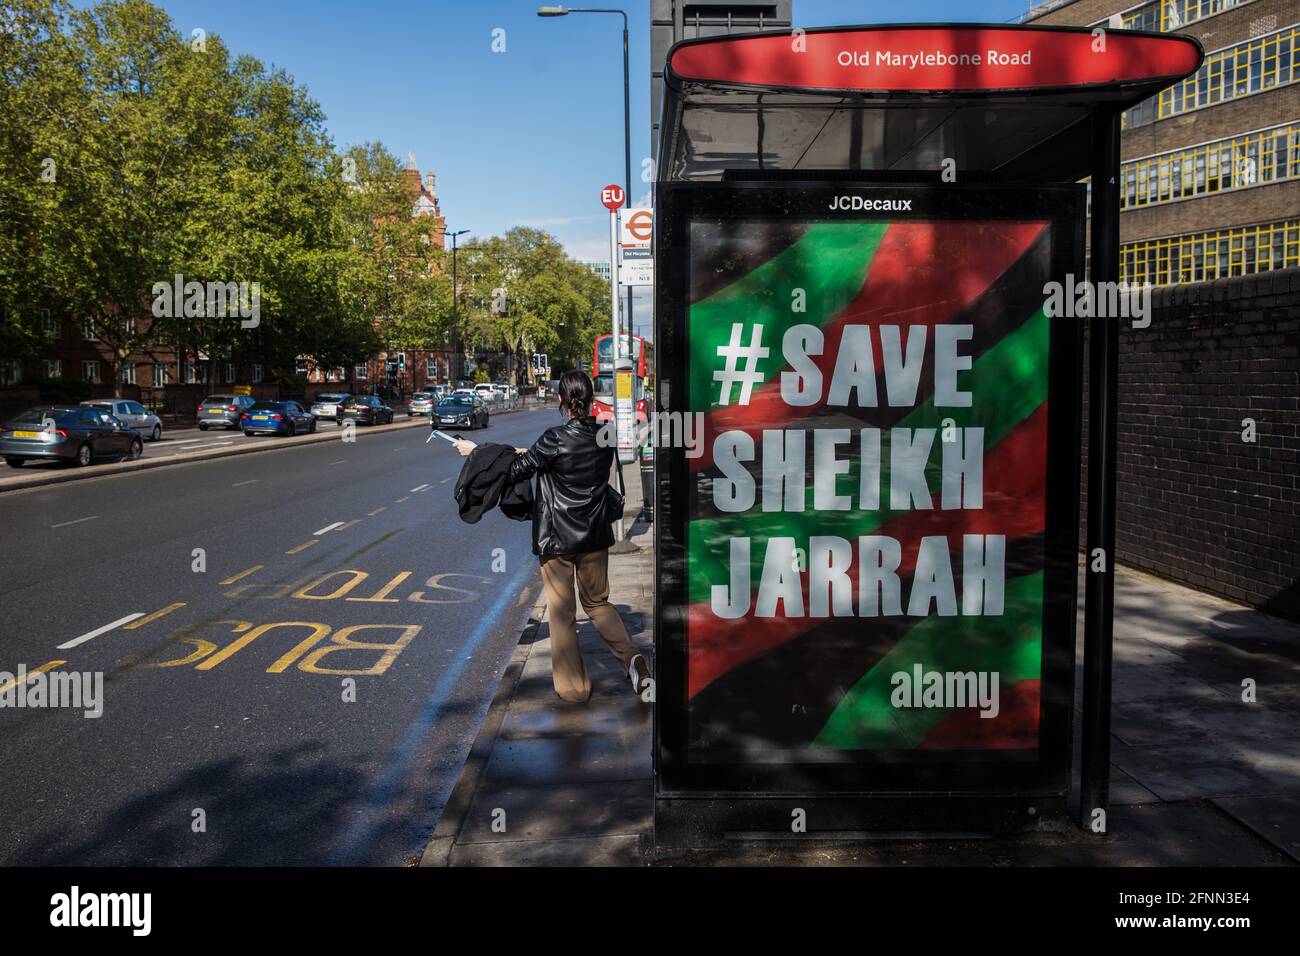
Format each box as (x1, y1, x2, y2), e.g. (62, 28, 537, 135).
(82, 399, 163, 441)
(309, 392, 352, 421)
(406, 392, 435, 417)
(198, 394, 257, 430)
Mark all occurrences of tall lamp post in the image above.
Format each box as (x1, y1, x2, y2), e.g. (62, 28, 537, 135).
(537, 5, 633, 365)
(443, 227, 469, 383)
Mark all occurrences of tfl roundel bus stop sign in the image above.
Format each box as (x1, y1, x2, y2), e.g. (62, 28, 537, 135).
(652, 23, 1201, 846)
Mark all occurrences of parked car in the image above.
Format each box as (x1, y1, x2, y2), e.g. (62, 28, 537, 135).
(473, 383, 500, 402)
(81, 399, 163, 441)
(493, 381, 517, 400)
(406, 392, 436, 417)
(240, 400, 317, 436)
(198, 394, 257, 431)
(309, 392, 352, 421)
(338, 395, 394, 426)
(1, 404, 143, 468)
(433, 394, 489, 430)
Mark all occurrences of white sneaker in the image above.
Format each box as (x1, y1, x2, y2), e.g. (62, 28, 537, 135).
(628, 654, 650, 695)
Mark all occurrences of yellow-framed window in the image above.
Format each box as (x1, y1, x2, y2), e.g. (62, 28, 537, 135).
(1119, 122, 1300, 209)
(1127, 25, 1300, 128)
(1121, 220, 1300, 284)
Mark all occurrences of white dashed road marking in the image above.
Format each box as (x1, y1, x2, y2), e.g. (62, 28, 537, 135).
(51, 515, 97, 529)
(57, 613, 144, 650)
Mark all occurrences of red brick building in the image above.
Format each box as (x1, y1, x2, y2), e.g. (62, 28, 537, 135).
(310, 151, 457, 399)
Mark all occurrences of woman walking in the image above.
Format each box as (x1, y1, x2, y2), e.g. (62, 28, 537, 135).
(454, 370, 650, 703)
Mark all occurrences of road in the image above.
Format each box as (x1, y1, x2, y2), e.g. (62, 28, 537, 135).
(0, 407, 556, 865)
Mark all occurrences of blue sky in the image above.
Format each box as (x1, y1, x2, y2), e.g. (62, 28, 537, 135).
(75, 0, 1030, 262)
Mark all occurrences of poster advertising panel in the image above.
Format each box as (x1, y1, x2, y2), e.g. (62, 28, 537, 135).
(656, 182, 1085, 797)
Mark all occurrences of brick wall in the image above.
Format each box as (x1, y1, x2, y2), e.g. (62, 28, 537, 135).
(1079, 266, 1300, 620)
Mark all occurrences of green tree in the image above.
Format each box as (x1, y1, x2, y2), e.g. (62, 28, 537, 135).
(0, 0, 80, 367)
(459, 227, 609, 386)
(328, 143, 449, 376)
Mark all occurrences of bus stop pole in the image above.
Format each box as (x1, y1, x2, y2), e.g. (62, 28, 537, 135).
(609, 206, 625, 541)
(1079, 105, 1122, 830)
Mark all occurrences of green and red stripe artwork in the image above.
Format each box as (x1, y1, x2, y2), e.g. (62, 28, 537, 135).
(684, 217, 1057, 754)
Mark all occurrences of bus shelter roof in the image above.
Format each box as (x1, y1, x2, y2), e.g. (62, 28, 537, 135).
(659, 24, 1203, 183)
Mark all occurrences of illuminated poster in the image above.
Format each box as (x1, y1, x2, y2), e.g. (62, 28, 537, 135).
(657, 184, 1083, 793)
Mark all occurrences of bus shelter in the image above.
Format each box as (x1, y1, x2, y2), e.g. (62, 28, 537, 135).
(652, 24, 1202, 845)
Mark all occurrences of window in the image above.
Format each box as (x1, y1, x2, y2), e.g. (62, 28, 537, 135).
(120, 362, 135, 385)
(0, 360, 20, 385)
(252, 364, 264, 383)
(1115, 122, 1300, 211)
(1122, 218, 1300, 285)
(295, 359, 310, 376)
(181, 362, 208, 384)
(226, 363, 236, 384)
(153, 363, 167, 387)
(44, 359, 62, 378)
(1125, 25, 1300, 128)
(44, 314, 59, 339)
(426, 358, 438, 378)
(80, 360, 100, 383)
(354, 363, 368, 380)
(82, 316, 98, 341)
(1094, 0, 1257, 33)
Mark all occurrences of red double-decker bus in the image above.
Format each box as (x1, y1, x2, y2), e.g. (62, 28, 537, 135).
(592, 333, 650, 425)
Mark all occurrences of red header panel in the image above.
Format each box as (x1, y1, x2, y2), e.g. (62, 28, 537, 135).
(669, 26, 1202, 94)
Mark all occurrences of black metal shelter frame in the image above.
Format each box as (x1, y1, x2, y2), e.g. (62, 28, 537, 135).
(652, 23, 1204, 842)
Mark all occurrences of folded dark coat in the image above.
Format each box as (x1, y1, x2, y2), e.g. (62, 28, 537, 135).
(454, 443, 534, 524)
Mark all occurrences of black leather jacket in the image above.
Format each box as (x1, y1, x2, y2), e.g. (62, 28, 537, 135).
(508, 415, 615, 556)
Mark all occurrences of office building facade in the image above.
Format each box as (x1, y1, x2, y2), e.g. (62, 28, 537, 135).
(1026, 0, 1299, 285)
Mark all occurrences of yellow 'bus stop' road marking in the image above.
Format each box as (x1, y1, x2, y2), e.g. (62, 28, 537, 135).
(124, 602, 186, 629)
(220, 565, 263, 585)
(0, 660, 66, 693)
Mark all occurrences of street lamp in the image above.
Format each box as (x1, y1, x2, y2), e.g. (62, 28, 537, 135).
(537, 5, 633, 365)
(443, 227, 469, 383)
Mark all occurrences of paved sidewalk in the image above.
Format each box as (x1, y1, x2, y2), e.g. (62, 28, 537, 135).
(422, 459, 654, 866)
(424, 474, 1300, 865)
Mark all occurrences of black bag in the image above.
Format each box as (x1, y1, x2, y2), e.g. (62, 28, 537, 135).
(601, 483, 625, 525)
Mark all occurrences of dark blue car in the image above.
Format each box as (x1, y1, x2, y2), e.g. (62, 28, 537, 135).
(240, 400, 317, 436)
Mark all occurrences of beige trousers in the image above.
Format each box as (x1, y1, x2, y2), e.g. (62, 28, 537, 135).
(539, 550, 640, 702)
